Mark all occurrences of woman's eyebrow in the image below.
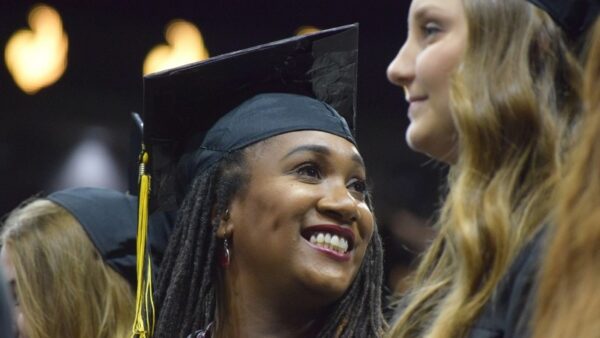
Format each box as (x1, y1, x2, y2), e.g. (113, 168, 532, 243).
(410, 5, 443, 26)
(283, 144, 331, 159)
(282, 144, 365, 167)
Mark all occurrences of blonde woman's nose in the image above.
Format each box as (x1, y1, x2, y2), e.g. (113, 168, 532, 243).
(387, 42, 416, 88)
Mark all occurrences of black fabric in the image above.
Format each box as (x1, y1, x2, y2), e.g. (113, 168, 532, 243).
(0, 269, 15, 338)
(47, 187, 173, 288)
(467, 228, 547, 338)
(527, 0, 599, 39)
(179, 93, 354, 182)
(143, 24, 358, 212)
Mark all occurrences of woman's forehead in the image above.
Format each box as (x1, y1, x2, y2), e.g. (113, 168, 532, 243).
(248, 131, 360, 157)
(241, 131, 364, 179)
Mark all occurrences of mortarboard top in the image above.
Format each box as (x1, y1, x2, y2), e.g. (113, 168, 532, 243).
(143, 24, 359, 212)
(47, 187, 173, 288)
(527, 0, 599, 39)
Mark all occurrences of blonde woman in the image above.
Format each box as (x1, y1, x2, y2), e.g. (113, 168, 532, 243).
(0, 269, 15, 338)
(385, 0, 594, 337)
(531, 16, 600, 338)
(0, 188, 170, 338)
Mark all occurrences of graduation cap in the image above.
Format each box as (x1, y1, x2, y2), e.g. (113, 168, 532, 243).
(527, 0, 599, 39)
(46, 187, 173, 289)
(143, 23, 358, 212)
(133, 24, 358, 337)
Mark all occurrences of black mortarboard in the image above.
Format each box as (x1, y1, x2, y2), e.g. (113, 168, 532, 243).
(527, 0, 599, 38)
(46, 187, 173, 288)
(143, 24, 358, 212)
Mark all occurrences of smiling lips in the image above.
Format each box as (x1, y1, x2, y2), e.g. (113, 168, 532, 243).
(408, 96, 427, 103)
(301, 224, 355, 258)
(407, 96, 427, 117)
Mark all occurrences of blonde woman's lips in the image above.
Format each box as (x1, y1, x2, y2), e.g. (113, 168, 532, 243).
(408, 97, 427, 117)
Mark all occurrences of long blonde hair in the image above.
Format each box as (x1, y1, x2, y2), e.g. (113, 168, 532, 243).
(531, 18, 600, 338)
(388, 0, 582, 337)
(1, 199, 135, 338)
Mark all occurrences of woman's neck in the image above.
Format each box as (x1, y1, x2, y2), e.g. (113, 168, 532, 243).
(215, 270, 330, 338)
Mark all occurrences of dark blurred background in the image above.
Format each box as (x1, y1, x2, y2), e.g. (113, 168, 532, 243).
(0, 0, 444, 294)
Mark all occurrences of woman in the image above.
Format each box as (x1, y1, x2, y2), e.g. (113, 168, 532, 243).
(385, 0, 590, 336)
(0, 269, 15, 338)
(0, 187, 171, 338)
(531, 17, 600, 338)
(145, 25, 385, 337)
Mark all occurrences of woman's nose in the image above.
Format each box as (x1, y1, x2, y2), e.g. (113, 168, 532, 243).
(317, 183, 359, 224)
(386, 41, 416, 88)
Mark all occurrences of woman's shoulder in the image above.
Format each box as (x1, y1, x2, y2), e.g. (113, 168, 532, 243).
(467, 227, 548, 338)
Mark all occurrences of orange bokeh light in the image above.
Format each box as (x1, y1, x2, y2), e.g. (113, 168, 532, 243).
(5, 4, 69, 94)
(144, 20, 209, 75)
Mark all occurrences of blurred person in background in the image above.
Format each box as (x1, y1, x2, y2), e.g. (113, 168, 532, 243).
(0, 187, 170, 338)
(531, 16, 600, 338)
(0, 269, 15, 338)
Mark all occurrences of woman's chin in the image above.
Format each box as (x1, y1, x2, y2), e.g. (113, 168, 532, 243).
(298, 272, 352, 305)
(406, 125, 456, 164)
(406, 124, 433, 156)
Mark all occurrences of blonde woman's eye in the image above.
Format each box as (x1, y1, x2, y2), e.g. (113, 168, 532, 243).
(422, 23, 442, 37)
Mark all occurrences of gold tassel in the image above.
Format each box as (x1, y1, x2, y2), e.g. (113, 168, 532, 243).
(132, 149, 155, 338)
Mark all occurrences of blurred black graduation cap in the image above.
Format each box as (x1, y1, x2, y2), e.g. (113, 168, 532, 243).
(46, 187, 173, 288)
(527, 0, 599, 39)
(143, 24, 358, 212)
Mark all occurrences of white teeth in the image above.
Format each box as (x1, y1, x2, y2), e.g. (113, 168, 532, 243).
(331, 235, 340, 247)
(340, 238, 348, 252)
(317, 233, 325, 244)
(307, 232, 350, 253)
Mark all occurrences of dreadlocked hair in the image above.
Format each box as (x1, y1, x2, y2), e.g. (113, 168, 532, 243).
(154, 145, 386, 338)
(153, 149, 248, 338)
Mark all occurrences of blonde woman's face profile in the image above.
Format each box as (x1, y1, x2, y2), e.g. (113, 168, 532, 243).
(387, 0, 467, 163)
(0, 247, 29, 338)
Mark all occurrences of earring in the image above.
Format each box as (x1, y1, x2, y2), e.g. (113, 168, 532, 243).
(223, 209, 230, 221)
(220, 237, 231, 268)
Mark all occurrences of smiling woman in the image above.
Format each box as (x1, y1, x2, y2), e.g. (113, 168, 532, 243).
(229, 130, 373, 305)
(142, 25, 385, 338)
(387, 0, 466, 162)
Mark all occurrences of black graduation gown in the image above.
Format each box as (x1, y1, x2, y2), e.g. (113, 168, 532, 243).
(466, 228, 547, 338)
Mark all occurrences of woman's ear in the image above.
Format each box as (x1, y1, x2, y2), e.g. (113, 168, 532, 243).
(216, 208, 234, 239)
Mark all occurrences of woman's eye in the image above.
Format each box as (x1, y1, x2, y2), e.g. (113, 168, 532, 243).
(296, 163, 321, 179)
(348, 179, 367, 197)
(422, 22, 441, 38)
